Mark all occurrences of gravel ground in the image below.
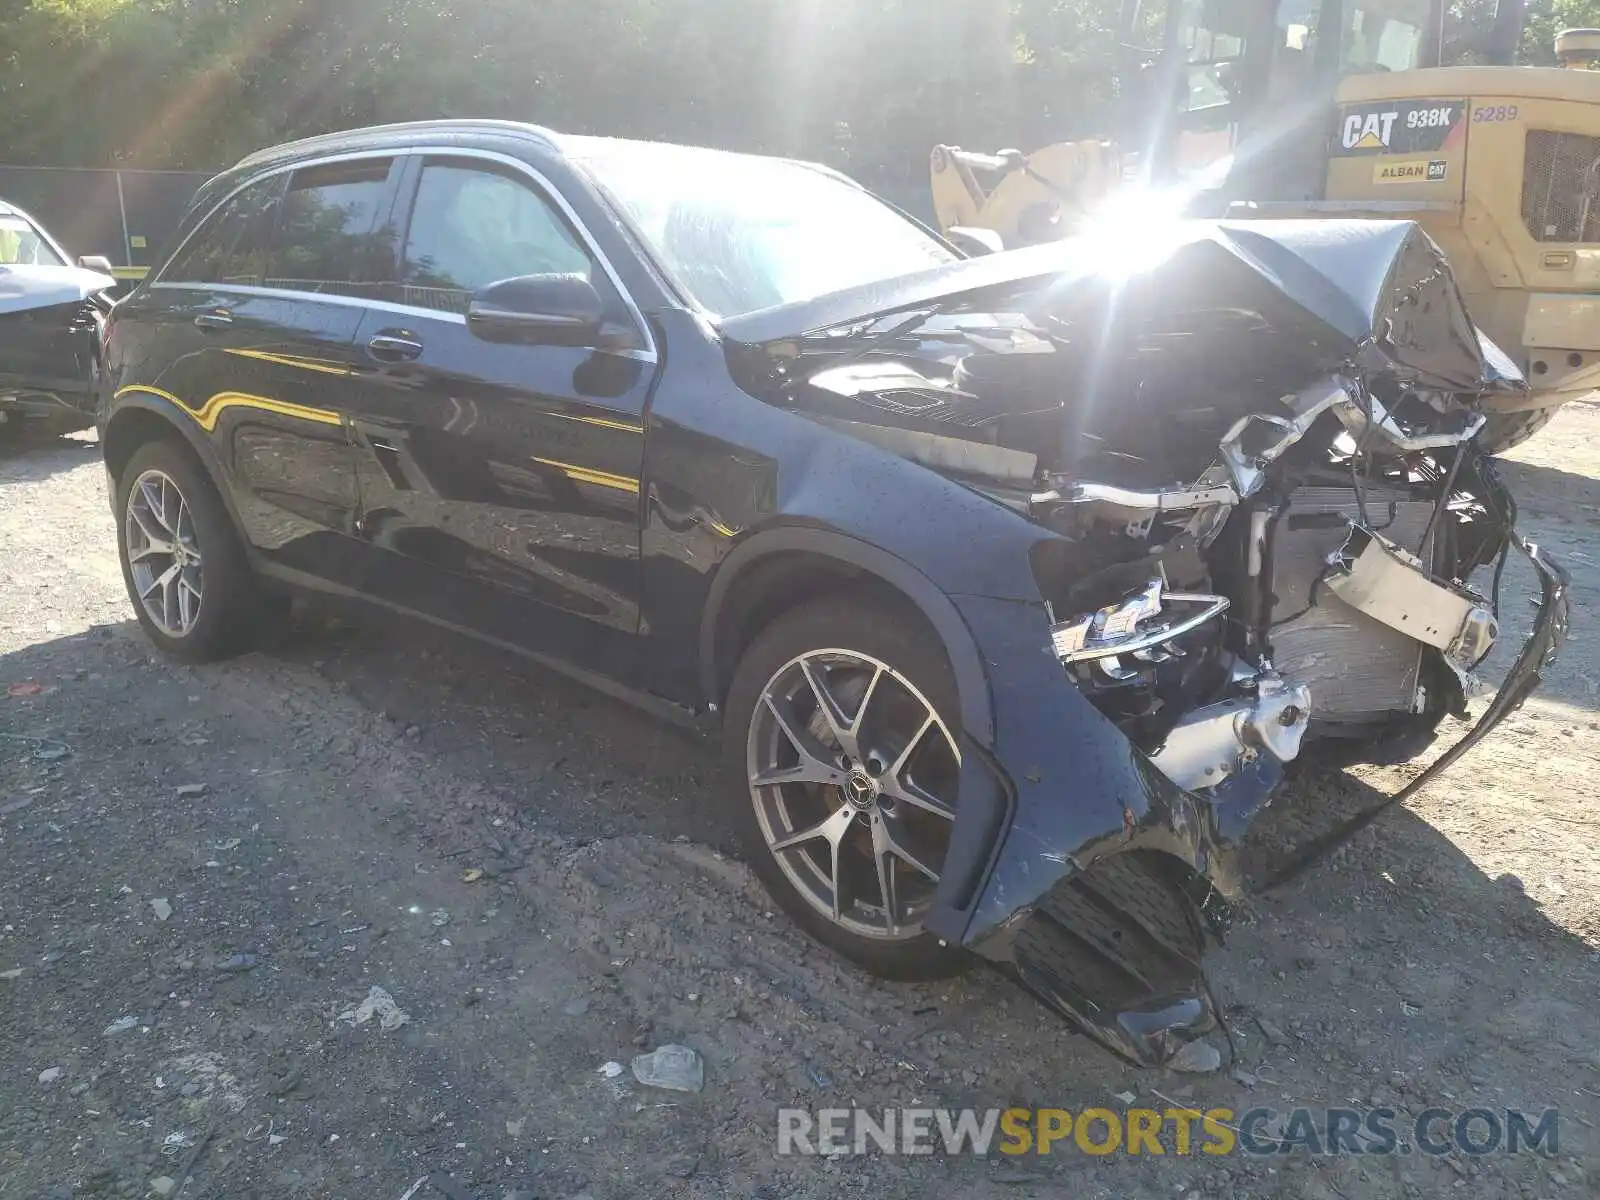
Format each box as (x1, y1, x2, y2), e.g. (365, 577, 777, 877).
(1, 405, 1597, 1200)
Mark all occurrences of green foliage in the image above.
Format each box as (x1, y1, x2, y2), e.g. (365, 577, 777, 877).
(1, 0, 1593, 180)
(0, 0, 1117, 180)
(1520, 0, 1600, 64)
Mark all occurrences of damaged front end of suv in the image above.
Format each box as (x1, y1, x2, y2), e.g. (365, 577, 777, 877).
(722, 219, 1569, 1066)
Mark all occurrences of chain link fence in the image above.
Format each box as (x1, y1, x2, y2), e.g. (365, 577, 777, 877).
(0, 166, 213, 283)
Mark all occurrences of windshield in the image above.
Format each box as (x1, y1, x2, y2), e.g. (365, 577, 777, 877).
(1168, 0, 1430, 119)
(576, 143, 957, 319)
(0, 214, 66, 267)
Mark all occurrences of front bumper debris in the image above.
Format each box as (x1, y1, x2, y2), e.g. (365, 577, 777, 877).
(934, 536, 1567, 1068)
(1261, 534, 1568, 888)
(1149, 672, 1312, 792)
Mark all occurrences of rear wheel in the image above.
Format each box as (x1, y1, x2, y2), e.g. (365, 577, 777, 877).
(724, 596, 969, 981)
(1479, 407, 1557, 454)
(115, 439, 257, 663)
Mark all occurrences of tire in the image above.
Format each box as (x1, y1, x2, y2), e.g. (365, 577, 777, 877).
(1478, 407, 1556, 455)
(723, 594, 970, 981)
(114, 438, 257, 663)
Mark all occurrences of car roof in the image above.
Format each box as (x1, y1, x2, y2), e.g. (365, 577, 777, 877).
(223, 120, 828, 183)
(0, 198, 74, 264)
(200, 121, 747, 209)
(230, 119, 564, 173)
(0, 197, 48, 231)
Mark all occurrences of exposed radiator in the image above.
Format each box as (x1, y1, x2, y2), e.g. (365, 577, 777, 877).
(1268, 486, 1434, 724)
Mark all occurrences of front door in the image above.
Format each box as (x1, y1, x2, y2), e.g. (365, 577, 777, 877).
(347, 155, 656, 679)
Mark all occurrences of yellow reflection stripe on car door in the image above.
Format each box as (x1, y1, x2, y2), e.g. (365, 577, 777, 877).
(546, 411, 644, 435)
(190, 392, 343, 432)
(112, 385, 342, 432)
(115, 384, 186, 407)
(222, 348, 351, 377)
(529, 455, 640, 494)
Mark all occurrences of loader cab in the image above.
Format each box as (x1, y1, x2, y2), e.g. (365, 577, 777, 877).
(1121, 0, 1445, 191)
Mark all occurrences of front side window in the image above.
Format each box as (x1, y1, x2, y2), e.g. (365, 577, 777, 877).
(159, 176, 283, 286)
(0, 215, 66, 267)
(263, 159, 394, 296)
(399, 162, 593, 313)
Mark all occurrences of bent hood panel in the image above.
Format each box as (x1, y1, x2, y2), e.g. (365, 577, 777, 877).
(0, 264, 115, 314)
(721, 219, 1496, 393)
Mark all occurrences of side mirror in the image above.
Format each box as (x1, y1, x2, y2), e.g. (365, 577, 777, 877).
(467, 273, 604, 346)
(78, 254, 115, 275)
(947, 226, 1005, 257)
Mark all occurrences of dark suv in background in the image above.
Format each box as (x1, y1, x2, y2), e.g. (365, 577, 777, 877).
(99, 120, 1565, 1068)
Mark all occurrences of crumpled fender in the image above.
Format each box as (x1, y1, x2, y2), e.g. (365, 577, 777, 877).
(921, 591, 1253, 953)
(919, 527, 1566, 1066)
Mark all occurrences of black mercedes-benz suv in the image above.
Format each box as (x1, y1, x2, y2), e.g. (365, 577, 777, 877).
(99, 120, 1566, 1067)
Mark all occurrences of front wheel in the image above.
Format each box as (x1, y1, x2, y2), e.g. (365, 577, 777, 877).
(723, 596, 969, 981)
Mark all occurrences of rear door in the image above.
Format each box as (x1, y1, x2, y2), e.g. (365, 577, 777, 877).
(346, 153, 656, 679)
(121, 156, 402, 585)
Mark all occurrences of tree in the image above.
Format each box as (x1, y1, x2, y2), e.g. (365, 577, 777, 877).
(1, 0, 1595, 173)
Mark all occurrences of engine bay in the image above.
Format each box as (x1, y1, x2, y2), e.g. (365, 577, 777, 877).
(788, 327, 1510, 801)
(712, 218, 1573, 1069)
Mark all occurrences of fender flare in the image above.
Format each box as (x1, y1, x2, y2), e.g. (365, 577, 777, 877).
(103, 389, 252, 544)
(698, 525, 996, 746)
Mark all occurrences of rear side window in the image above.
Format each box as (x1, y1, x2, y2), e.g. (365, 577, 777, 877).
(399, 161, 592, 312)
(263, 159, 396, 297)
(158, 176, 283, 286)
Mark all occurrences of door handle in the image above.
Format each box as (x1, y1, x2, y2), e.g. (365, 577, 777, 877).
(366, 330, 423, 362)
(193, 310, 232, 330)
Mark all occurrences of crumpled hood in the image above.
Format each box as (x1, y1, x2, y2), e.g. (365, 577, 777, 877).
(722, 219, 1515, 396)
(0, 263, 115, 315)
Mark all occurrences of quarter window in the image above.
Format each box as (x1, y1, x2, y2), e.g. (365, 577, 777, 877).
(159, 176, 283, 286)
(263, 159, 395, 297)
(399, 162, 592, 313)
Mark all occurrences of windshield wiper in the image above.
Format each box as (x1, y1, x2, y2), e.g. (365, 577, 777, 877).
(779, 302, 948, 393)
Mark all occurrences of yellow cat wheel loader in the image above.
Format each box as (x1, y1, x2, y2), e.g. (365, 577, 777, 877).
(930, 2, 1600, 452)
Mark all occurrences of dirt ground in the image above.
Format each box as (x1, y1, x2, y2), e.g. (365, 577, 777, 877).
(1, 403, 1597, 1200)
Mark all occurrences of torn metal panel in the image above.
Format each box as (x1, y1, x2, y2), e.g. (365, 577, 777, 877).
(1050, 580, 1229, 667)
(1325, 526, 1499, 669)
(1267, 487, 1434, 722)
(1149, 672, 1311, 791)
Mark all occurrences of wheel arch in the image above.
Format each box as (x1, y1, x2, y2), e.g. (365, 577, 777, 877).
(700, 526, 995, 746)
(102, 393, 249, 541)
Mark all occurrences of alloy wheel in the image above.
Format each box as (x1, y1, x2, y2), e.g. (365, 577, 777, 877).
(125, 468, 204, 638)
(746, 648, 960, 940)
